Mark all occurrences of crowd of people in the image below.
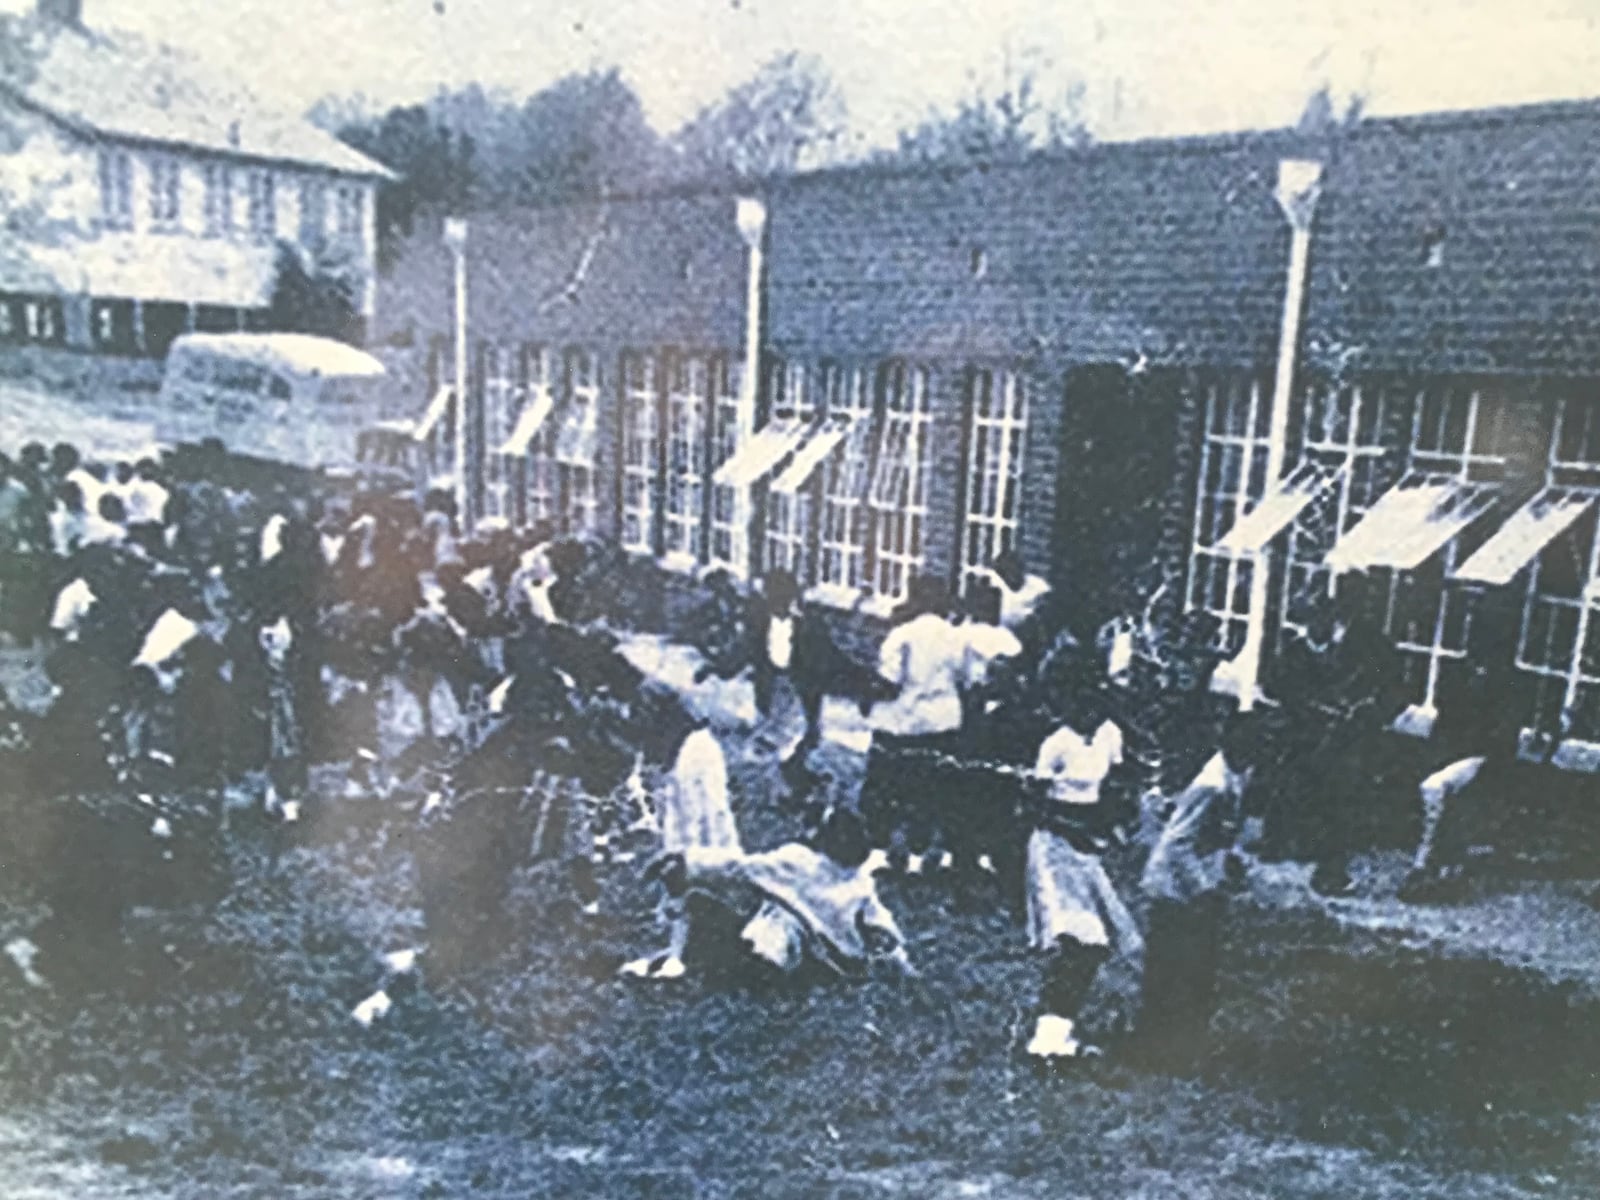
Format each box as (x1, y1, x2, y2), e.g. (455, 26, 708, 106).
(0, 435, 1540, 1072)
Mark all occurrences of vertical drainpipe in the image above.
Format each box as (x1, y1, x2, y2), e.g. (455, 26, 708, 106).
(735, 196, 768, 577)
(444, 216, 470, 529)
(1238, 158, 1323, 712)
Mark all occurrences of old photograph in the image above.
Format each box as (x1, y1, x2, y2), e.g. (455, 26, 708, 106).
(1, 0, 1598, 1195)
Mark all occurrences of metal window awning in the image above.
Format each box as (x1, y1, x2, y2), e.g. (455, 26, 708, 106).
(1210, 461, 1341, 555)
(1324, 476, 1498, 573)
(498, 390, 554, 457)
(412, 386, 454, 442)
(770, 417, 856, 496)
(1452, 488, 1595, 587)
(712, 417, 808, 488)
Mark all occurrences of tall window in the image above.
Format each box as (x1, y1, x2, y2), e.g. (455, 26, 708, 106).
(663, 354, 709, 564)
(557, 348, 601, 535)
(98, 148, 133, 230)
(521, 345, 558, 527)
(764, 360, 816, 579)
(246, 170, 276, 239)
(1517, 393, 1600, 743)
(1277, 382, 1399, 644)
(817, 363, 874, 597)
(960, 368, 1028, 594)
(620, 352, 659, 553)
(335, 184, 364, 238)
(1185, 375, 1273, 657)
(868, 362, 933, 605)
(708, 360, 748, 575)
(479, 344, 518, 525)
(203, 163, 233, 236)
(1381, 386, 1513, 712)
(299, 178, 327, 248)
(148, 156, 181, 232)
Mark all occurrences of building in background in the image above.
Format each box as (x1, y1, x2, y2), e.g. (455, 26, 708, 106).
(374, 96, 1600, 768)
(0, 0, 389, 359)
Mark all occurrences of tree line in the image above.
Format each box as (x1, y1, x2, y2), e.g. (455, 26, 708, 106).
(311, 50, 1094, 268)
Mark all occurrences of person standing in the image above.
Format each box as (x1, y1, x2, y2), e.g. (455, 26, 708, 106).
(1022, 687, 1142, 1063)
(1137, 712, 1261, 1070)
(859, 575, 969, 875)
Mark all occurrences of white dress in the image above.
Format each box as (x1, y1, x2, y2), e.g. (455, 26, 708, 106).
(656, 727, 741, 856)
(1025, 720, 1143, 959)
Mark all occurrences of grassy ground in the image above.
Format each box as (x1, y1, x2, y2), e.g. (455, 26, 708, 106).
(3, 722, 1600, 1199)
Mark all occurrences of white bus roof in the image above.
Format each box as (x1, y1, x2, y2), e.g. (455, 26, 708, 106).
(168, 333, 387, 379)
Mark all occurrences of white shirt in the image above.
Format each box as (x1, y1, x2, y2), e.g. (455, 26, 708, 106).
(134, 608, 200, 669)
(1035, 720, 1124, 805)
(259, 513, 287, 563)
(766, 616, 794, 671)
(66, 468, 104, 512)
(124, 479, 170, 526)
(869, 612, 968, 737)
(988, 571, 1051, 632)
(961, 621, 1023, 689)
(50, 578, 96, 639)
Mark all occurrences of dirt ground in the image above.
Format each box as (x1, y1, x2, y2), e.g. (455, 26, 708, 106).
(3, 642, 1600, 1198)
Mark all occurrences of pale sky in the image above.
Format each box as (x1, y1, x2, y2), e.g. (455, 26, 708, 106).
(8, 0, 1600, 146)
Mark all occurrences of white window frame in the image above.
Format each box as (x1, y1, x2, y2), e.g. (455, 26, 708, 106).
(815, 363, 875, 605)
(764, 361, 816, 577)
(1184, 375, 1273, 658)
(520, 345, 558, 528)
(1517, 393, 1600, 747)
(662, 354, 709, 569)
(98, 148, 133, 231)
(708, 359, 749, 577)
(335, 184, 364, 239)
(764, 360, 816, 582)
(960, 367, 1028, 595)
(1385, 385, 1512, 713)
(1277, 382, 1397, 644)
(563, 348, 601, 535)
(148, 155, 181, 232)
(299, 177, 327, 246)
(867, 361, 933, 610)
(480, 344, 519, 525)
(621, 351, 659, 554)
(203, 163, 233, 236)
(246, 170, 277, 240)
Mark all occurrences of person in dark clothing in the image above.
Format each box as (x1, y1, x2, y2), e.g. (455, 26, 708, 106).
(1272, 570, 1409, 896)
(1400, 610, 1531, 899)
(710, 568, 874, 781)
(1137, 711, 1264, 1070)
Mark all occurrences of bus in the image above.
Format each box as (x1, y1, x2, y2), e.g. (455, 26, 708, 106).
(155, 332, 388, 472)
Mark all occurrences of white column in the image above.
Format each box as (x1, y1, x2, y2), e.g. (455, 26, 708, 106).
(733, 196, 767, 575)
(1238, 158, 1323, 711)
(444, 216, 470, 528)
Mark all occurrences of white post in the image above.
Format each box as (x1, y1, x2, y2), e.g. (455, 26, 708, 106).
(1238, 158, 1323, 711)
(733, 197, 768, 576)
(444, 217, 469, 529)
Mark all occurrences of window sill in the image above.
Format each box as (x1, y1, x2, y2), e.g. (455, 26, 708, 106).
(659, 551, 701, 576)
(859, 594, 903, 621)
(806, 583, 867, 611)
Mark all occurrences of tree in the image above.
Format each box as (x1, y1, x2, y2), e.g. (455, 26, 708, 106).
(669, 52, 848, 184)
(887, 47, 1090, 168)
(1295, 83, 1366, 138)
(489, 69, 664, 205)
(331, 103, 476, 269)
(268, 243, 363, 345)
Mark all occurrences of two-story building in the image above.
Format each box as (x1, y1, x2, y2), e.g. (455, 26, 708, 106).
(0, 0, 389, 358)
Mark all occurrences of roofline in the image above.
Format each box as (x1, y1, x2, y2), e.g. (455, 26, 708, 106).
(0, 79, 396, 181)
